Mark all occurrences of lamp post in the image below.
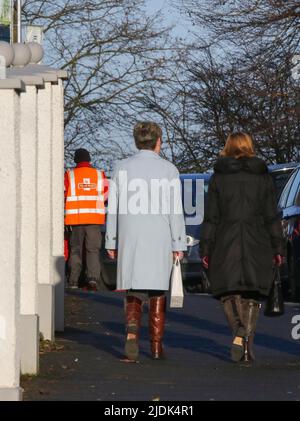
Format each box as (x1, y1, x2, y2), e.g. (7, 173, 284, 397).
(10, 0, 22, 43)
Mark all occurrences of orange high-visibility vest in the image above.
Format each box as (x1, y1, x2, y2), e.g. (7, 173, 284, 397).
(65, 167, 106, 225)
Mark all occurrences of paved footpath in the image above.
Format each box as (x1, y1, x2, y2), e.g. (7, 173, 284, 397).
(21, 291, 300, 401)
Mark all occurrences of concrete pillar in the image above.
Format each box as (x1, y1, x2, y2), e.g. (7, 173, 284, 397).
(0, 87, 23, 401)
(51, 79, 65, 332)
(19, 85, 39, 374)
(37, 82, 55, 341)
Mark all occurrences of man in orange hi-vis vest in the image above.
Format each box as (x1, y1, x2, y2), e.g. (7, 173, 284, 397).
(65, 148, 108, 289)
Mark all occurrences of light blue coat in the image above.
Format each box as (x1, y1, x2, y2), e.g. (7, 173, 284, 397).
(105, 150, 187, 290)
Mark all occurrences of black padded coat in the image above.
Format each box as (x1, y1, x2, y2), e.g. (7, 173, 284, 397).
(200, 156, 285, 299)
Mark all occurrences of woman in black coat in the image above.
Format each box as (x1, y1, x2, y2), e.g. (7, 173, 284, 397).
(201, 132, 285, 363)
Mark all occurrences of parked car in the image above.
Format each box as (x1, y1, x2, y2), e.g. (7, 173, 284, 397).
(268, 162, 300, 199)
(180, 173, 211, 293)
(277, 165, 300, 301)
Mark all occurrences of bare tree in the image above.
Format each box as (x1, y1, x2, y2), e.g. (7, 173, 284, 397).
(22, 0, 174, 170)
(147, 0, 300, 170)
(177, 0, 300, 56)
(22, 1, 300, 171)
(138, 43, 300, 172)
(187, 49, 300, 165)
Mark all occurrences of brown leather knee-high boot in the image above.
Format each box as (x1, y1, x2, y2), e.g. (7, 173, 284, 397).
(124, 296, 143, 361)
(221, 295, 246, 362)
(241, 299, 261, 362)
(222, 295, 243, 334)
(149, 296, 166, 360)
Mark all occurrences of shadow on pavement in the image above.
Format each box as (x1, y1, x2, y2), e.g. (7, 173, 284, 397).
(66, 290, 300, 359)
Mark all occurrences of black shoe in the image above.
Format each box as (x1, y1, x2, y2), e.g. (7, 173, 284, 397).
(86, 279, 98, 291)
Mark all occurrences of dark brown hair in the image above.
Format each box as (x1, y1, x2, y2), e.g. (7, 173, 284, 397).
(133, 121, 162, 150)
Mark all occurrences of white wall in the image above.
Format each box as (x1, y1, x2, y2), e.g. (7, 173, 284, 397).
(20, 85, 38, 316)
(51, 79, 65, 332)
(0, 66, 67, 398)
(0, 89, 22, 399)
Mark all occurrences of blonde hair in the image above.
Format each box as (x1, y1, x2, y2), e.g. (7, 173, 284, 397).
(220, 132, 255, 159)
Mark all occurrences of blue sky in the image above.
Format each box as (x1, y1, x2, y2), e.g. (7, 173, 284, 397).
(145, 0, 191, 40)
(146, 0, 170, 16)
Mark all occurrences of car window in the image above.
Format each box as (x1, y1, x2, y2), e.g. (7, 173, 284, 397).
(286, 169, 300, 207)
(278, 169, 298, 209)
(293, 178, 300, 207)
(270, 169, 295, 199)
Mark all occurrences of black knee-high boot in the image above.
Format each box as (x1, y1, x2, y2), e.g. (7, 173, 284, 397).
(241, 299, 261, 362)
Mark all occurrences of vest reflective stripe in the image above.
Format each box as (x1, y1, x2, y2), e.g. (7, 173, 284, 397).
(65, 209, 105, 215)
(66, 195, 104, 202)
(69, 169, 76, 196)
(97, 170, 103, 194)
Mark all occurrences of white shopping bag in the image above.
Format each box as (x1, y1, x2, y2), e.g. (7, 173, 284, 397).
(170, 257, 184, 308)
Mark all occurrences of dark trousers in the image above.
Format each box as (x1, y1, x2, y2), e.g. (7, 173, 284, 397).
(68, 225, 101, 286)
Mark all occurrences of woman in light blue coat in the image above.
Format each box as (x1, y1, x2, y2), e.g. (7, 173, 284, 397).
(106, 122, 187, 361)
